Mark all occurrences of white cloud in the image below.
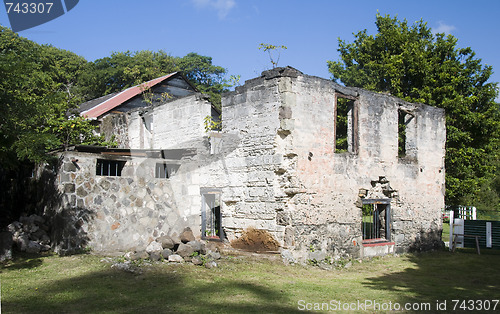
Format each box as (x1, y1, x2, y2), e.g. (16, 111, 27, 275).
(191, 0, 236, 19)
(433, 21, 456, 35)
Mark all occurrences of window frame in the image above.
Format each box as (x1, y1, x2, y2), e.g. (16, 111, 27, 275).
(95, 159, 126, 177)
(397, 106, 416, 160)
(154, 163, 180, 179)
(361, 198, 392, 242)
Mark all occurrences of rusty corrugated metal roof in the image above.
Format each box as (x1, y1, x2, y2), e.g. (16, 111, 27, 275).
(80, 72, 178, 119)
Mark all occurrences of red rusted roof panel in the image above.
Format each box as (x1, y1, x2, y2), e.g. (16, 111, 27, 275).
(81, 72, 178, 119)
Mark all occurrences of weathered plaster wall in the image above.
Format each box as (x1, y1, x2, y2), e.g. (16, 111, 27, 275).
(286, 77, 445, 258)
(99, 94, 213, 150)
(126, 94, 212, 150)
(218, 73, 284, 242)
(220, 67, 446, 260)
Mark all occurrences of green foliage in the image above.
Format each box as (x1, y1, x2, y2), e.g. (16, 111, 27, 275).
(306, 258, 319, 266)
(259, 43, 288, 68)
(476, 157, 500, 219)
(308, 244, 315, 252)
(139, 83, 172, 105)
(0, 26, 105, 166)
(78, 50, 177, 100)
(176, 52, 228, 109)
(80, 51, 228, 109)
(229, 74, 242, 87)
(204, 115, 222, 133)
(335, 98, 351, 153)
(328, 14, 500, 211)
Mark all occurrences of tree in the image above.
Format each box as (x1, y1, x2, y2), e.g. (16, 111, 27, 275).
(0, 26, 111, 224)
(328, 14, 500, 214)
(176, 52, 227, 109)
(78, 50, 178, 100)
(79, 51, 228, 108)
(0, 26, 104, 167)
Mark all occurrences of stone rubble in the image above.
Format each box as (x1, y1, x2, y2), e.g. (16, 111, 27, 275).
(109, 232, 223, 271)
(6, 214, 51, 255)
(1, 216, 224, 270)
(0, 231, 13, 262)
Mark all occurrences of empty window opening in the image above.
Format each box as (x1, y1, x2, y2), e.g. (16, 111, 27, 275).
(96, 159, 125, 176)
(201, 190, 223, 241)
(155, 163, 180, 178)
(141, 114, 153, 132)
(362, 201, 391, 242)
(398, 107, 416, 159)
(139, 112, 153, 149)
(335, 95, 357, 153)
(398, 109, 407, 157)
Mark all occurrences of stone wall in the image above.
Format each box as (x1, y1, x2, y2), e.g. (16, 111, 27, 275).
(219, 67, 446, 260)
(100, 113, 129, 148)
(41, 67, 445, 260)
(219, 72, 284, 243)
(52, 150, 209, 254)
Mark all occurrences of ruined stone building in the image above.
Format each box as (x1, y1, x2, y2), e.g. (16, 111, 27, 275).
(50, 67, 446, 260)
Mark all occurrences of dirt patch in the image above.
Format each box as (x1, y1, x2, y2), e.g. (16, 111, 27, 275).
(231, 227, 280, 252)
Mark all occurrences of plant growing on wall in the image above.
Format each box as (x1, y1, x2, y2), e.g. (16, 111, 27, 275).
(140, 83, 172, 105)
(204, 115, 222, 133)
(259, 43, 288, 69)
(229, 74, 242, 87)
(139, 83, 154, 105)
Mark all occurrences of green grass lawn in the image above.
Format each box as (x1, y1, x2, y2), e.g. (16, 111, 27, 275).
(2, 249, 500, 313)
(442, 221, 450, 242)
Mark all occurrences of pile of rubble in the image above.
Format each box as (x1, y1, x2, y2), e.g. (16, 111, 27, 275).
(7, 214, 51, 254)
(110, 227, 222, 272)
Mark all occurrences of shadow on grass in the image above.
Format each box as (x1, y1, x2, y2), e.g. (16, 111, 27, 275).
(0, 252, 44, 271)
(364, 248, 500, 308)
(3, 263, 303, 313)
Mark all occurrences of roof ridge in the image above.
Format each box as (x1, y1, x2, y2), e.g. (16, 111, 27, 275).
(80, 72, 178, 119)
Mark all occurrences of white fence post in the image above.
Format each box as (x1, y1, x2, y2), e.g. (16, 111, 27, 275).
(449, 210, 454, 250)
(486, 222, 492, 248)
(451, 217, 465, 249)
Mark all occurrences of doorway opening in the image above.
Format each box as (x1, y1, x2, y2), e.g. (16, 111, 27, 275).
(201, 189, 223, 241)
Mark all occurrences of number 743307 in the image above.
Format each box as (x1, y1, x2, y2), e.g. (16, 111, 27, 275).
(5, 2, 54, 14)
(451, 300, 499, 311)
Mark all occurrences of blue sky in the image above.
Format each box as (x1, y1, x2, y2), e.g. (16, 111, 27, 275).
(1, 0, 500, 97)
